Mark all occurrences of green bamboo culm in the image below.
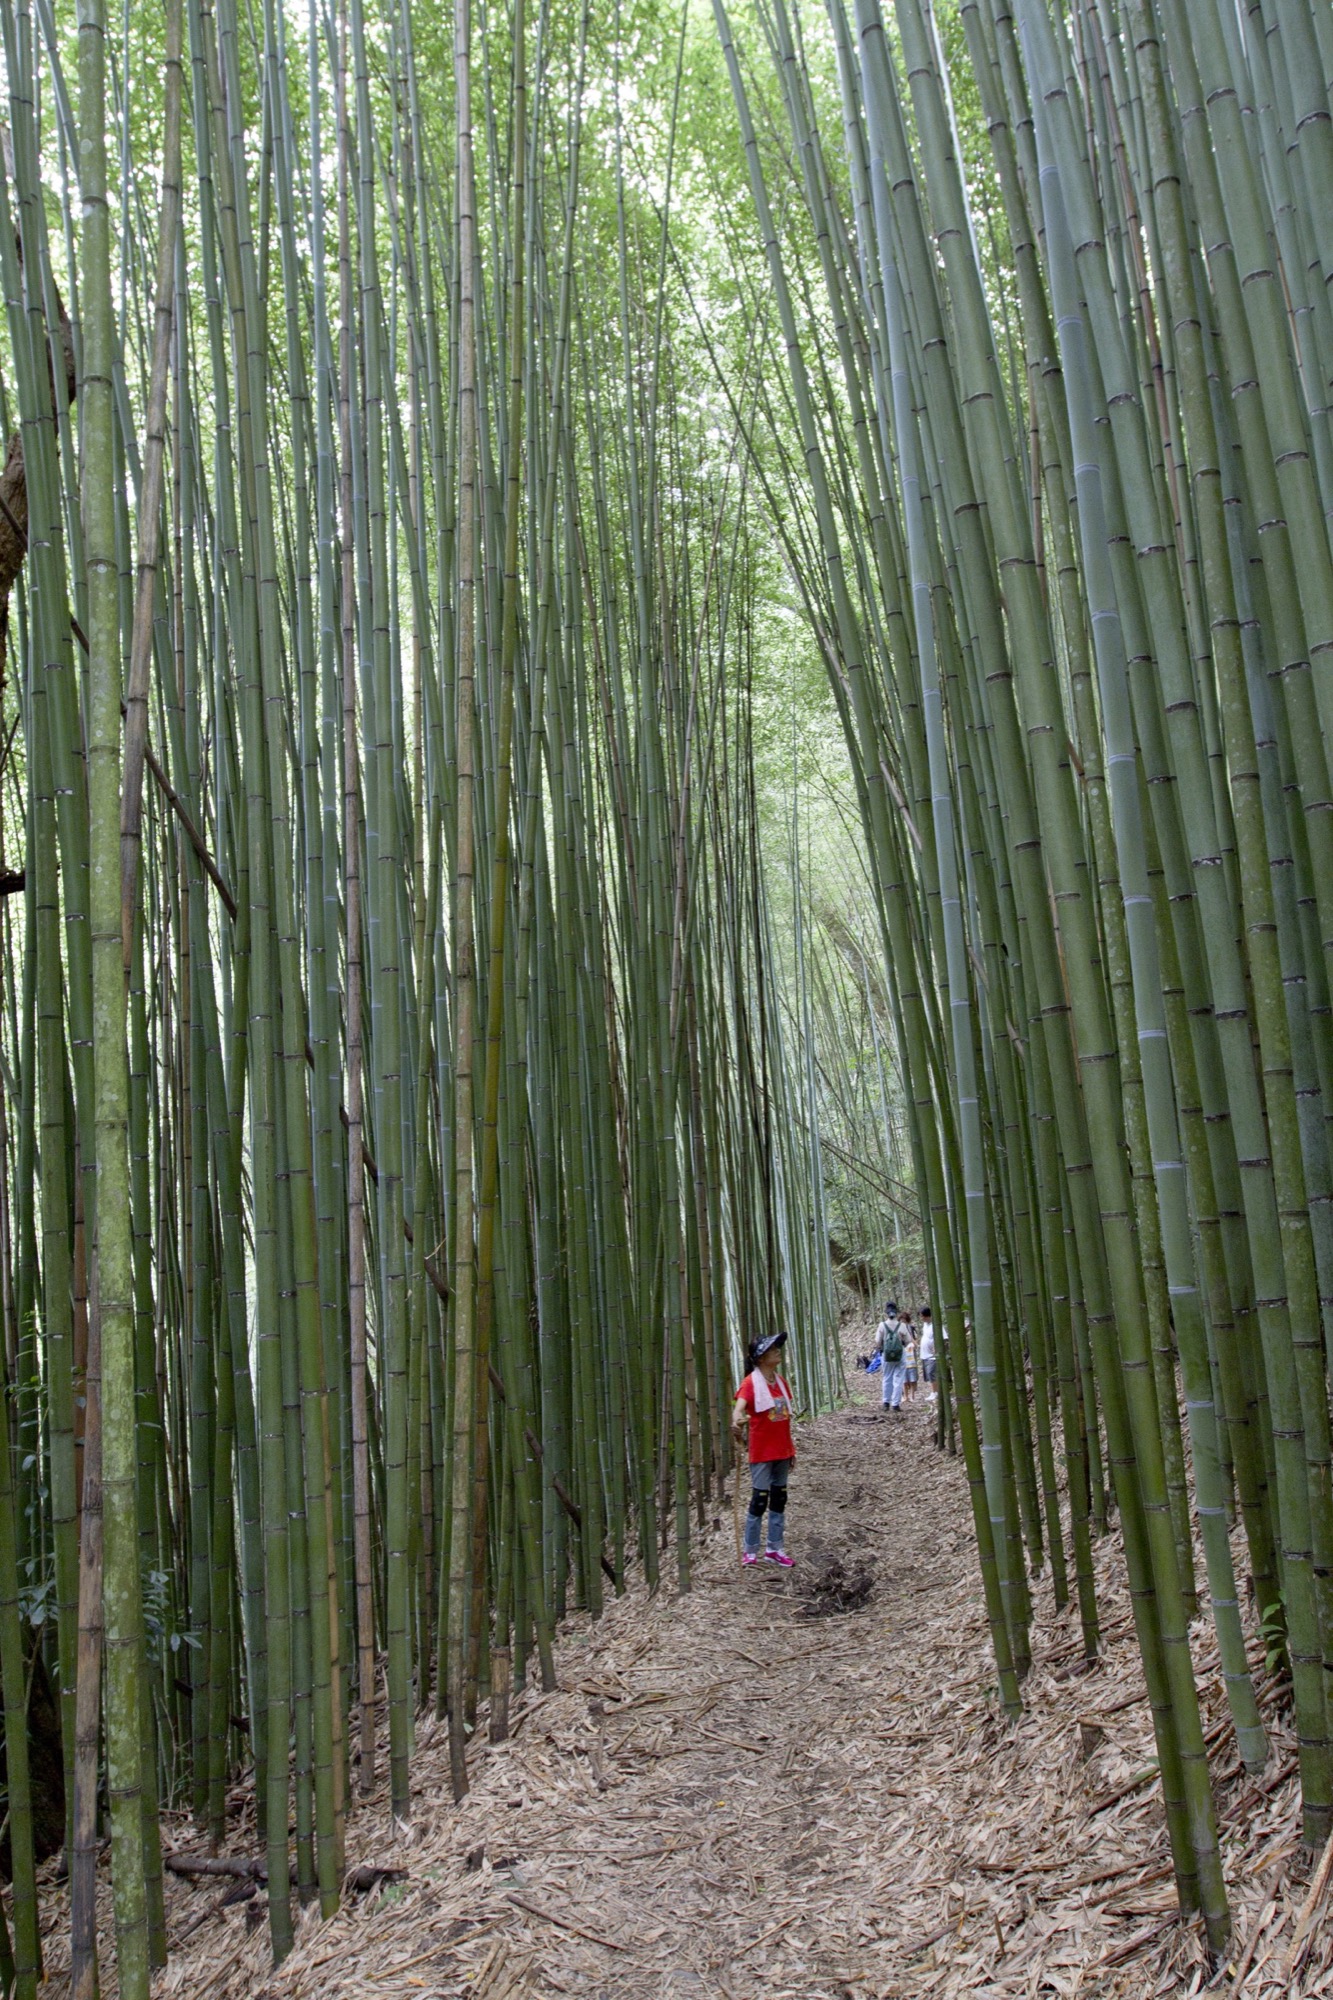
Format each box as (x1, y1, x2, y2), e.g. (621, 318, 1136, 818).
(77, 0, 154, 1990)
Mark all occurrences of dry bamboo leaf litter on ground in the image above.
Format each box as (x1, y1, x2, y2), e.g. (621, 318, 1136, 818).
(22, 1312, 1333, 1996)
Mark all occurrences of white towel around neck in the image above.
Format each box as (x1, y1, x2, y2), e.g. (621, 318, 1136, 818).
(750, 1368, 786, 1414)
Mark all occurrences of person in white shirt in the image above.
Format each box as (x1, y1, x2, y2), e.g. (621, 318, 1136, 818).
(919, 1307, 937, 1396)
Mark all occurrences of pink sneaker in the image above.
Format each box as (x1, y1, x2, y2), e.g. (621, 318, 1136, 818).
(741, 1552, 759, 1567)
(764, 1550, 794, 1567)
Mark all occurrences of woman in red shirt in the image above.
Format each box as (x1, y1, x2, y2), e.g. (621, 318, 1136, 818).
(732, 1331, 796, 1567)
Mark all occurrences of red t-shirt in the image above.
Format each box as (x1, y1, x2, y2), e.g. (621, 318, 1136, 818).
(737, 1371, 794, 1462)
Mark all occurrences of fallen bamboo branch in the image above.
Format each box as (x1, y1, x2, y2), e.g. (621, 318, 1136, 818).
(504, 1891, 626, 1950)
(164, 1851, 405, 1896)
(736, 1912, 798, 1957)
(164, 1853, 264, 1881)
(1288, 1826, 1333, 1980)
(1086, 1762, 1160, 1815)
(1224, 1895, 1277, 1996)
(169, 1877, 257, 1947)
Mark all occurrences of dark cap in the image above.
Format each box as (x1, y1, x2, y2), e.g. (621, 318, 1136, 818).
(753, 1331, 788, 1359)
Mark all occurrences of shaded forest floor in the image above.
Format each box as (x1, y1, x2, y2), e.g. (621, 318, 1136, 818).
(37, 1316, 1331, 1996)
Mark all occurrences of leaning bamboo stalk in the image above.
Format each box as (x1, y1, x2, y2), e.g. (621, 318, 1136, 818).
(468, 0, 527, 1717)
(873, 45, 1026, 1693)
(118, 0, 182, 965)
(0, 1337, 40, 1994)
(78, 0, 153, 1984)
(446, 0, 481, 1806)
(69, 1289, 102, 2000)
(335, 0, 376, 1801)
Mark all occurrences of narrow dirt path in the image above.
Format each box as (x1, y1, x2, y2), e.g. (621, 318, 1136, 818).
(135, 1319, 1304, 1999)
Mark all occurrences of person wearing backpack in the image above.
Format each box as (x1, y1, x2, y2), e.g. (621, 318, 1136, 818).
(875, 1302, 906, 1414)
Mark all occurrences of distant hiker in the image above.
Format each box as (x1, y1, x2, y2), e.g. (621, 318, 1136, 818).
(919, 1308, 937, 1396)
(902, 1319, 919, 1404)
(896, 1312, 914, 1409)
(875, 1301, 906, 1415)
(732, 1332, 796, 1568)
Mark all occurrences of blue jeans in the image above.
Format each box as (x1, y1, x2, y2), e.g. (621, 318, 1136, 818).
(744, 1458, 791, 1553)
(881, 1359, 906, 1408)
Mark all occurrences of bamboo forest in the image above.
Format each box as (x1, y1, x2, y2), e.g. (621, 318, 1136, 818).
(1, 0, 1333, 1992)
